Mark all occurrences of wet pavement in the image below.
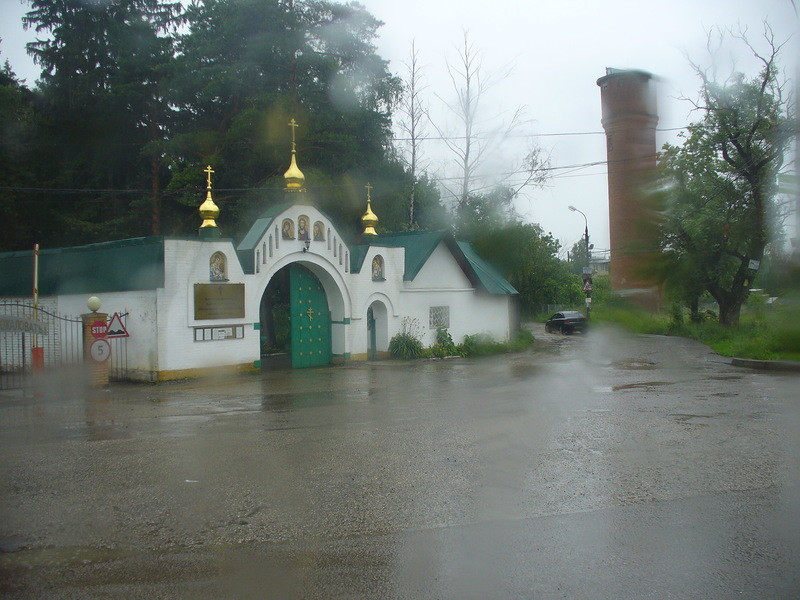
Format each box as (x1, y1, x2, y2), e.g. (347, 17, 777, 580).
(1, 324, 798, 598)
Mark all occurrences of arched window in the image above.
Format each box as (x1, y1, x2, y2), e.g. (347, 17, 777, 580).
(210, 251, 228, 281)
(371, 255, 384, 281)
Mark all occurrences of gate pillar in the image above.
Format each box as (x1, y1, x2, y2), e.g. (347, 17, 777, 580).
(81, 298, 110, 386)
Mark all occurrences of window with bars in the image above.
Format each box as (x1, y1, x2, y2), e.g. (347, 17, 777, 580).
(429, 306, 450, 329)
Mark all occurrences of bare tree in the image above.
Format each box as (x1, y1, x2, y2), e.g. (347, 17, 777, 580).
(435, 31, 547, 210)
(396, 40, 429, 228)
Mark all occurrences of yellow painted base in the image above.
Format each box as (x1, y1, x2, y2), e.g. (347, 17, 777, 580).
(349, 351, 390, 361)
(156, 363, 258, 382)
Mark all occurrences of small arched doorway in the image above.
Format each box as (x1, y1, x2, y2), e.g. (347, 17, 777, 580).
(366, 300, 388, 360)
(260, 263, 332, 368)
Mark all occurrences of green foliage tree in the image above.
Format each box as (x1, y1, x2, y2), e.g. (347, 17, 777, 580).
(460, 188, 579, 314)
(3, 0, 426, 251)
(655, 27, 792, 326)
(0, 55, 40, 250)
(22, 0, 182, 242)
(566, 239, 591, 276)
(165, 0, 405, 239)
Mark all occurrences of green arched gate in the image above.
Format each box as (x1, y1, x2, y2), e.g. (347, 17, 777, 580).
(289, 264, 331, 368)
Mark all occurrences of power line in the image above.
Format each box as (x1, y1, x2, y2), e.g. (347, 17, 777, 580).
(6, 125, 691, 149)
(0, 152, 659, 196)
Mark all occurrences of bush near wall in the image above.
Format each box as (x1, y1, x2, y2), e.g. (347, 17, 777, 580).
(388, 327, 535, 360)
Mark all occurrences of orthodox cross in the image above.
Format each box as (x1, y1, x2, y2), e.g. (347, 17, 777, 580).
(204, 165, 214, 190)
(306, 307, 314, 321)
(289, 118, 299, 152)
(365, 182, 373, 202)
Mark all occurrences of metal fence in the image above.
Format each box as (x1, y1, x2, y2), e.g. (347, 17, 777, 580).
(0, 303, 128, 390)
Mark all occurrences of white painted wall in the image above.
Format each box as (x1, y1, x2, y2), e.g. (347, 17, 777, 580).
(57, 291, 159, 380)
(157, 239, 257, 373)
(396, 242, 511, 347)
(3, 208, 514, 379)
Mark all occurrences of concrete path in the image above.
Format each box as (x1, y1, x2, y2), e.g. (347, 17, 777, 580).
(1, 325, 798, 598)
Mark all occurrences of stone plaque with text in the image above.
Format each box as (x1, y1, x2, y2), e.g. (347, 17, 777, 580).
(194, 283, 245, 320)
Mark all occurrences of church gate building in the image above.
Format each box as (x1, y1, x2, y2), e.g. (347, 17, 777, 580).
(0, 125, 518, 381)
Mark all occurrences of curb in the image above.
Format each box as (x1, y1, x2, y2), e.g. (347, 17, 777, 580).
(731, 357, 800, 372)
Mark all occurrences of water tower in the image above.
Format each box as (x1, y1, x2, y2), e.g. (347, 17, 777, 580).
(597, 68, 659, 300)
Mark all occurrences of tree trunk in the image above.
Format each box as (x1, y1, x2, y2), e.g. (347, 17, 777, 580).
(718, 298, 741, 327)
(689, 297, 700, 322)
(151, 151, 161, 236)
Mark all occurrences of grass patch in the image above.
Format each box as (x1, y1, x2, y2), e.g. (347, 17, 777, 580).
(591, 305, 670, 335)
(592, 301, 800, 361)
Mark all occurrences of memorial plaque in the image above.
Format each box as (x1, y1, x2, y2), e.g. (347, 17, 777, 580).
(194, 283, 245, 320)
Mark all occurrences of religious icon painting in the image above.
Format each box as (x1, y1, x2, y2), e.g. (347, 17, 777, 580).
(282, 218, 295, 240)
(210, 251, 227, 281)
(371, 255, 384, 281)
(313, 221, 325, 241)
(298, 215, 310, 241)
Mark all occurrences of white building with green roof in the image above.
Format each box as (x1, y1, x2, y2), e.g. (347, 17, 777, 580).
(0, 128, 518, 381)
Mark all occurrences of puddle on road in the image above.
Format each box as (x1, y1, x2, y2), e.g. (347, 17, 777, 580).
(612, 360, 658, 370)
(709, 375, 743, 381)
(0, 544, 127, 568)
(612, 382, 671, 391)
(670, 413, 712, 423)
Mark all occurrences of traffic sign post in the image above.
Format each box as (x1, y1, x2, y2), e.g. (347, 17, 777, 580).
(82, 310, 109, 387)
(91, 320, 108, 339)
(106, 312, 129, 338)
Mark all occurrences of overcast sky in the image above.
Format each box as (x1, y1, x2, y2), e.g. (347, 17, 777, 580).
(1, 0, 797, 253)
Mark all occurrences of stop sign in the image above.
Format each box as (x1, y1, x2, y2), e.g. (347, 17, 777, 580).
(91, 320, 107, 339)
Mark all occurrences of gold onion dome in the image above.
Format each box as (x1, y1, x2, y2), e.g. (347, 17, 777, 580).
(199, 165, 220, 228)
(284, 118, 305, 191)
(361, 183, 378, 235)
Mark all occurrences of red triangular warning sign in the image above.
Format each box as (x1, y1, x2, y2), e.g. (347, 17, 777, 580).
(106, 312, 129, 338)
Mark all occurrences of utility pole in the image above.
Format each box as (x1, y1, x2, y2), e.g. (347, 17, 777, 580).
(569, 206, 592, 319)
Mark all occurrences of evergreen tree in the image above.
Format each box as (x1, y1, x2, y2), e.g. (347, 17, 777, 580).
(22, 0, 182, 242)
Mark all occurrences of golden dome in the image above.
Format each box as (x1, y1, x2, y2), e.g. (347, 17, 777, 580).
(361, 183, 378, 235)
(199, 165, 219, 228)
(283, 151, 305, 191)
(284, 118, 305, 191)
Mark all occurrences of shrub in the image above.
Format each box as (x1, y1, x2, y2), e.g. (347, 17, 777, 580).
(389, 318, 424, 359)
(459, 329, 534, 357)
(460, 333, 500, 356)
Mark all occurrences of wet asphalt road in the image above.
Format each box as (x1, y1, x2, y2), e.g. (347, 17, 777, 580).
(1, 324, 798, 599)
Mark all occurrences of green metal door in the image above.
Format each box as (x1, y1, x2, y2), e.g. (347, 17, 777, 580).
(290, 264, 331, 368)
(367, 306, 377, 361)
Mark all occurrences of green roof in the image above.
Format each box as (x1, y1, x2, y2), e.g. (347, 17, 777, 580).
(454, 241, 518, 295)
(352, 231, 517, 295)
(236, 202, 293, 273)
(0, 237, 166, 296)
(236, 200, 357, 274)
(352, 230, 448, 280)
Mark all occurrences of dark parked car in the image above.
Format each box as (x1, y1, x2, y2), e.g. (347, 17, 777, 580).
(545, 311, 588, 334)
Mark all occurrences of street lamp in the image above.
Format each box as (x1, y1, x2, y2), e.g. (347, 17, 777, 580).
(568, 205, 592, 318)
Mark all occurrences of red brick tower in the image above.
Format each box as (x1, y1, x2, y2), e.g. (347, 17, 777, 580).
(597, 69, 658, 297)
